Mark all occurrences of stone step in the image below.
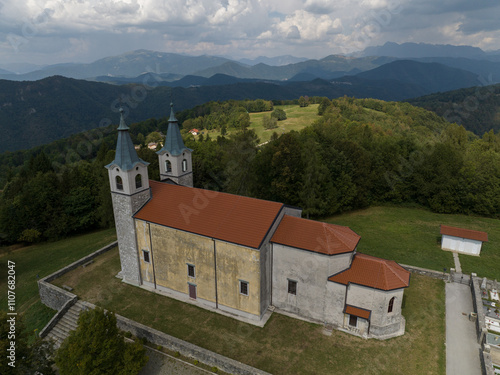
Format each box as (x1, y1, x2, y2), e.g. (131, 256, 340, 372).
(43, 301, 87, 349)
(62, 309, 80, 322)
(50, 324, 71, 338)
(57, 317, 78, 332)
(64, 308, 80, 320)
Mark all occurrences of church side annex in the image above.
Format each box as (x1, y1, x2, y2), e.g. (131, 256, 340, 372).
(106, 103, 410, 339)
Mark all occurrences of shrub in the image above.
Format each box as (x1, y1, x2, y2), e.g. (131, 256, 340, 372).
(262, 115, 278, 130)
(271, 108, 287, 121)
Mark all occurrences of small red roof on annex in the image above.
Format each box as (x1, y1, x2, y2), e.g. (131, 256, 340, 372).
(271, 215, 360, 255)
(440, 225, 488, 242)
(344, 305, 371, 320)
(328, 253, 410, 291)
(134, 181, 283, 249)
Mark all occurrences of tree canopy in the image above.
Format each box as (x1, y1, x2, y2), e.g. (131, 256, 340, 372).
(55, 307, 147, 375)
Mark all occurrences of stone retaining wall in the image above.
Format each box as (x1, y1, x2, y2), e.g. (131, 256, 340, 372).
(471, 276, 495, 375)
(401, 264, 450, 281)
(75, 300, 271, 375)
(38, 241, 271, 375)
(38, 241, 117, 310)
(39, 296, 77, 338)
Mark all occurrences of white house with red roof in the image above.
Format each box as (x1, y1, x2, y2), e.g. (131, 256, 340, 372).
(106, 103, 411, 339)
(440, 225, 488, 256)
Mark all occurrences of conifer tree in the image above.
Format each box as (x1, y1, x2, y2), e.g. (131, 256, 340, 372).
(55, 308, 147, 375)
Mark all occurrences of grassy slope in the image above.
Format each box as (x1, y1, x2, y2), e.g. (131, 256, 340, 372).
(54, 248, 445, 375)
(200, 104, 320, 143)
(0, 228, 117, 336)
(325, 205, 500, 279)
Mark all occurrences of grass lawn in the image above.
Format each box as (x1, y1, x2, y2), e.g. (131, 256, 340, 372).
(325, 205, 500, 279)
(201, 104, 320, 143)
(53, 247, 445, 375)
(0, 228, 117, 338)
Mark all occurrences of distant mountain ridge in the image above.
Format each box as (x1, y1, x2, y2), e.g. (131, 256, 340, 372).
(238, 55, 308, 66)
(355, 60, 482, 93)
(0, 59, 489, 153)
(2, 44, 500, 86)
(357, 42, 491, 59)
(0, 50, 232, 81)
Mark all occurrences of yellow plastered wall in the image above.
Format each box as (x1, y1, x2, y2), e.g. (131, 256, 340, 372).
(135, 220, 216, 303)
(215, 240, 261, 316)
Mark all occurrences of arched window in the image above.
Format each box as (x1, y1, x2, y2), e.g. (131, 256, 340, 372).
(135, 174, 142, 189)
(388, 297, 395, 313)
(116, 176, 123, 191)
(165, 160, 172, 173)
(182, 159, 188, 172)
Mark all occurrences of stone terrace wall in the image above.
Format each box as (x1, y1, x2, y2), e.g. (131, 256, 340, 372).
(38, 241, 270, 375)
(471, 276, 495, 375)
(401, 264, 450, 281)
(77, 300, 271, 375)
(38, 241, 117, 310)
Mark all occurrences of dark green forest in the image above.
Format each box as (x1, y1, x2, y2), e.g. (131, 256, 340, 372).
(408, 83, 500, 135)
(1, 97, 499, 244)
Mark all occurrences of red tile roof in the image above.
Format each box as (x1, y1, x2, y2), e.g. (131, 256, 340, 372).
(271, 215, 360, 255)
(134, 181, 283, 249)
(440, 225, 488, 242)
(328, 253, 410, 291)
(344, 305, 371, 320)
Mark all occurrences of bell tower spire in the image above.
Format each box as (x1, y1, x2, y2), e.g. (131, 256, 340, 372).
(105, 108, 151, 286)
(157, 102, 193, 187)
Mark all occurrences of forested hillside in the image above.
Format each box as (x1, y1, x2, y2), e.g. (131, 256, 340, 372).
(408, 84, 500, 135)
(1, 97, 499, 245)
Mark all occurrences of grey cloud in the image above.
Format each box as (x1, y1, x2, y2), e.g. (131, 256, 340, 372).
(305, 3, 336, 15)
(458, 19, 500, 34)
(287, 25, 301, 39)
(403, 0, 499, 16)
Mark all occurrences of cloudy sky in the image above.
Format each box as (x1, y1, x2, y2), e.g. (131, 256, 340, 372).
(0, 0, 499, 66)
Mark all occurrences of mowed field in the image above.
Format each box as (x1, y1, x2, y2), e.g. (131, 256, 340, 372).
(326, 205, 500, 280)
(0, 228, 117, 339)
(202, 104, 320, 143)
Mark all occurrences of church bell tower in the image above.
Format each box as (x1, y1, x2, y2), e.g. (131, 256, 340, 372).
(105, 108, 150, 286)
(157, 102, 193, 187)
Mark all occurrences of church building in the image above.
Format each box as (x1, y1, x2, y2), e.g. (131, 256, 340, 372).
(106, 104, 411, 339)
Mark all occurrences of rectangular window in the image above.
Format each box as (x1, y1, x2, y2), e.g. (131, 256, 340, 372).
(142, 250, 150, 263)
(187, 264, 195, 278)
(349, 315, 358, 327)
(240, 280, 249, 296)
(288, 279, 297, 295)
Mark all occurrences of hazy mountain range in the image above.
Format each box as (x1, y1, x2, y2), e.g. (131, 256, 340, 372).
(0, 42, 499, 153)
(355, 42, 500, 60)
(1, 42, 500, 84)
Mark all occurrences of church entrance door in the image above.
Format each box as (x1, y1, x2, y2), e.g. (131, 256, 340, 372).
(189, 284, 197, 299)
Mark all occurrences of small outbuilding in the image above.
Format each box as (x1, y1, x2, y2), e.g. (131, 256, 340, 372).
(440, 225, 488, 256)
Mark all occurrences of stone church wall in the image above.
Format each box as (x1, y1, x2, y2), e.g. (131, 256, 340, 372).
(112, 189, 150, 285)
(272, 244, 352, 323)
